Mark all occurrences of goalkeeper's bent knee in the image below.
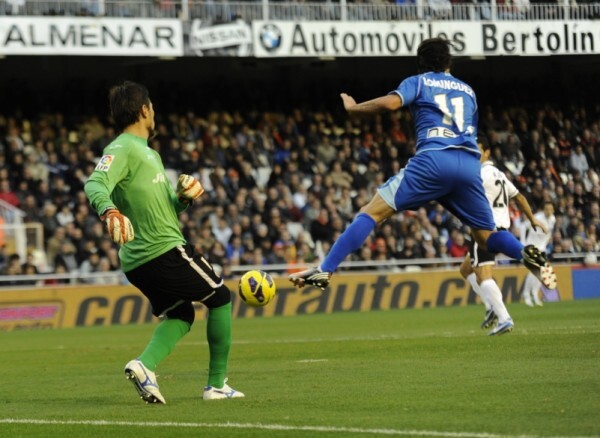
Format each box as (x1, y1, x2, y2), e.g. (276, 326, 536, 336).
(204, 285, 232, 309)
(165, 301, 196, 326)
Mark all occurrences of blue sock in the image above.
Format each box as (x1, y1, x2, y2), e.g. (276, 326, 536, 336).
(486, 230, 524, 261)
(320, 213, 377, 273)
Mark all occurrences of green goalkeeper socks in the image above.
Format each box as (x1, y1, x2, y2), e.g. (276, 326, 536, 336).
(138, 318, 191, 372)
(206, 301, 232, 388)
(136, 302, 232, 388)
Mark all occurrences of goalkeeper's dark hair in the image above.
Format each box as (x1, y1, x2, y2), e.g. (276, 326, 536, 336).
(109, 81, 150, 132)
(416, 38, 453, 73)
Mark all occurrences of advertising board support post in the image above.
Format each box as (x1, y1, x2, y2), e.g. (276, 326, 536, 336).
(180, 0, 189, 21)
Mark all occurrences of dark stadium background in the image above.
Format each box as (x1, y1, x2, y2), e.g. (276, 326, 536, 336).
(1, 55, 598, 117)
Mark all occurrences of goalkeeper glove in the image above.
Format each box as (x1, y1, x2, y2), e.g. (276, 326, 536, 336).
(177, 174, 204, 203)
(100, 208, 134, 245)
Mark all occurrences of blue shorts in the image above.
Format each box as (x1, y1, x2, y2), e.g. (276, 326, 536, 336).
(377, 149, 495, 230)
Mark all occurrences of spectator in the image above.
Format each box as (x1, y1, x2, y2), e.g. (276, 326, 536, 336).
(399, 236, 422, 259)
(92, 257, 120, 285)
(57, 205, 75, 226)
(310, 208, 331, 244)
(24, 151, 49, 184)
(330, 160, 353, 189)
(0, 179, 20, 207)
(448, 232, 469, 258)
(267, 241, 287, 265)
(2, 253, 21, 276)
(54, 241, 79, 274)
(212, 217, 232, 247)
(21, 252, 40, 275)
(21, 194, 42, 223)
(80, 251, 102, 282)
(570, 145, 590, 177)
(41, 204, 61, 241)
(226, 235, 245, 262)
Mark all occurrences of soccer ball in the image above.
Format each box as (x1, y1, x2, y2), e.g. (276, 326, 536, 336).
(238, 270, 276, 307)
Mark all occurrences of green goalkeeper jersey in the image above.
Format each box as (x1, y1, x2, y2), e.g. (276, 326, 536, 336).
(85, 133, 188, 272)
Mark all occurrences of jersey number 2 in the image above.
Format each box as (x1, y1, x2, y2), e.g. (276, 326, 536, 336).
(434, 94, 464, 131)
(493, 179, 508, 208)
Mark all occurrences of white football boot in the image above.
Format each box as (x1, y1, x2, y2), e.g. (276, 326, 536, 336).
(203, 378, 245, 400)
(124, 359, 166, 404)
(488, 319, 514, 336)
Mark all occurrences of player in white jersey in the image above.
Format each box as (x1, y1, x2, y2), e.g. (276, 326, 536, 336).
(521, 202, 556, 306)
(459, 136, 547, 335)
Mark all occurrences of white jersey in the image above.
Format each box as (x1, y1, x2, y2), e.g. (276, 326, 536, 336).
(481, 161, 519, 229)
(524, 211, 556, 251)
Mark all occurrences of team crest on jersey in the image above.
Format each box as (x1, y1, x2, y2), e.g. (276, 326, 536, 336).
(95, 155, 114, 172)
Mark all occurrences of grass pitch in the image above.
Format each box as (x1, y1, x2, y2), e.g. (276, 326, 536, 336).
(0, 299, 598, 437)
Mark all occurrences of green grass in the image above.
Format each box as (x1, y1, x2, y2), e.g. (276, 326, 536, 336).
(0, 300, 599, 437)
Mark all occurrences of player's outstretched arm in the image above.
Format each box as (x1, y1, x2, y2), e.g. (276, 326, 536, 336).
(513, 193, 547, 233)
(340, 93, 402, 116)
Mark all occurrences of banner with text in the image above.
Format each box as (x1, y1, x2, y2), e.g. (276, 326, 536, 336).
(0, 265, 574, 331)
(186, 19, 253, 57)
(0, 17, 183, 56)
(253, 20, 600, 57)
(1, 18, 598, 57)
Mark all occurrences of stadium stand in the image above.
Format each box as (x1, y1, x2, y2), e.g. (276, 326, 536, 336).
(1, 0, 599, 21)
(1, 98, 599, 282)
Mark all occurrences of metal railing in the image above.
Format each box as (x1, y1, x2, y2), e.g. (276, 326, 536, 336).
(1, 1, 598, 21)
(0, 223, 44, 264)
(0, 252, 597, 289)
(0, 200, 29, 261)
(0, 199, 25, 224)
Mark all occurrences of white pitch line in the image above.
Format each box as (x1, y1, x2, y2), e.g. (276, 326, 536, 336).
(295, 359, 329, 363)
(0, 418, 594, 438)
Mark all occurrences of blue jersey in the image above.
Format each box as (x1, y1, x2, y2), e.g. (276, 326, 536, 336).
(390, 71, 479, 155)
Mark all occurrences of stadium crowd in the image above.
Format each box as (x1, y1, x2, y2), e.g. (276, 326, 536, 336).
(0, 100, 599, 283)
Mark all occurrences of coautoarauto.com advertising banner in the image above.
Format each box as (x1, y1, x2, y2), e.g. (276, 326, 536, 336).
(253, 20, 600, 57)
(0, 265, 574, 330)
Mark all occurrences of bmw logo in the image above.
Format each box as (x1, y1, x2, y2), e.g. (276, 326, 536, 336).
(259, 24, 282, 52)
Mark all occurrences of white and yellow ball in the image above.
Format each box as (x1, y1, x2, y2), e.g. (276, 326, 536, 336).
(238, 270, 276, 307)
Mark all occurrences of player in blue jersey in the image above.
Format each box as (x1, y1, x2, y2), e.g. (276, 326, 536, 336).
(289, 37, 557, 293)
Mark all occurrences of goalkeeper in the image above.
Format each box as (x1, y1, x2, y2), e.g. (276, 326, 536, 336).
(84, 81, 243, 403)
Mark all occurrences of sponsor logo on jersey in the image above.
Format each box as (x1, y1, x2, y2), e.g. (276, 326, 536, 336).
(152, 173, 166, 183)
(95, 155, 114, 172)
